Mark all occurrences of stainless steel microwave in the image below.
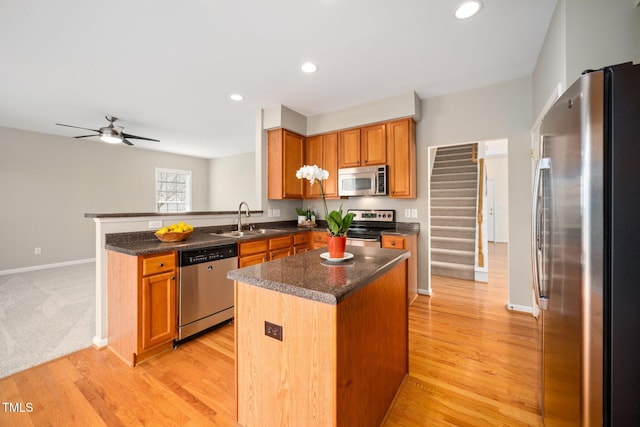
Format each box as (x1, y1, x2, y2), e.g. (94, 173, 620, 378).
(338, 165, 388, 197)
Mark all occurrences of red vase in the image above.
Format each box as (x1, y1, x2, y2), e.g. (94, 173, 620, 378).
(327, 235, 347, 258)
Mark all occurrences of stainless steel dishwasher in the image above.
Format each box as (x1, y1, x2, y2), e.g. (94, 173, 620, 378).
(177, 243, 238, 342)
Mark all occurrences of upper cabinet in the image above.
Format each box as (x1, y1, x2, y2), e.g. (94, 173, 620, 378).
(387, 118, 416, 198)
(361, 123, 387, 166)
(338, 128, 361, 168)
(268, 129, 305, 200)
(305, 133, 339, 199)
(338, 124, 386, 168)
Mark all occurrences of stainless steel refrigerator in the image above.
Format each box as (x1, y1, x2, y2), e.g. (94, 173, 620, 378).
(532, 62, 640, 426)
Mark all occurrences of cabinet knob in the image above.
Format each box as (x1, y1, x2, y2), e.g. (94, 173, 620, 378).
(390, 241, 396, 246)
(171, 276, 175, 281)
(159, 263, 164, 267)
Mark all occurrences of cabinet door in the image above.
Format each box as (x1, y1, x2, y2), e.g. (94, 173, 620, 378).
(268, 129, 305, 200)
(387, 119, 416, 198)
(321, 133, 339, 198)
(305, 135, 324, 198)
(239, 253, 268, 267)
(310, 231, 328, 249)
(283, 130, 305, 198)
(270, 247, 291, 260)
(361, 123, 386, 165)
(338, 128, 361, 168)
(140, 271, 176, 351)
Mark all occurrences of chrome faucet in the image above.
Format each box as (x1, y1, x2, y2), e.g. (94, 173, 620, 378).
(237, 201, 251, 231)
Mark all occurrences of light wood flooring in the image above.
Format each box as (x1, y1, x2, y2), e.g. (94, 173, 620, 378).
(0, 243, 542, 426)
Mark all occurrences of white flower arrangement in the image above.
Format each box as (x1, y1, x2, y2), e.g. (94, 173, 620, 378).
(295, 165, 354, 237)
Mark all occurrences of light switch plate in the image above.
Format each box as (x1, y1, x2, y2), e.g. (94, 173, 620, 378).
(404, 209, 411, 218)
(411, 209, 418, 218)
(274, 209, 281, 217)
(148, 220, 162, 229)
(267, 209, 273, 217)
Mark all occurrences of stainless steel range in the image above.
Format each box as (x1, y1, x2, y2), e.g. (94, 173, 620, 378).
(346, 209, 396, 247)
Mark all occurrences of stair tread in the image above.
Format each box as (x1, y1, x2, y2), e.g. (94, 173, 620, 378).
(431, 260, 475, 270)
(431, 248, 475, 255)
(431, 236, 475, 242)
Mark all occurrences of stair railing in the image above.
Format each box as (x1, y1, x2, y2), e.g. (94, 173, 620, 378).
(476, 157, 485, 268)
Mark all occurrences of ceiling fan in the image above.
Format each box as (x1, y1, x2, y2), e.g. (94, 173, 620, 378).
(55, 116, 159, 146)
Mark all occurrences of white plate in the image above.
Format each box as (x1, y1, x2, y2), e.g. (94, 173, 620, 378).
(320, 252, 354, 262)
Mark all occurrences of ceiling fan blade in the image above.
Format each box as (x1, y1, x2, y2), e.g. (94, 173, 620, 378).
(74, 134, 100, 139)
(55, 123, 100, 133)
(122, 132, 159, 142)
(122, 139, 134, 146)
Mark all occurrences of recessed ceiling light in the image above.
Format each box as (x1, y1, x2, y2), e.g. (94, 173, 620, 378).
(301, 62, 318, 73)
(454, 1, 482, 19)
(230, 94, 244, 101)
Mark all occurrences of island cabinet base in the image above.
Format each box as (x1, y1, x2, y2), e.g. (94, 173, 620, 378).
(235, 261, 408, 427)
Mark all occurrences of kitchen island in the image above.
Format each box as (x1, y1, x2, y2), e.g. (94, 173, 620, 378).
(228, 246, 410, 427)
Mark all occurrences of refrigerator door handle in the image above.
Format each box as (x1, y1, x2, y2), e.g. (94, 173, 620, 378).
(531, 157, 550, 310)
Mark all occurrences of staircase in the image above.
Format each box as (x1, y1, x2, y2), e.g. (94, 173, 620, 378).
(430, 144, 477, 281)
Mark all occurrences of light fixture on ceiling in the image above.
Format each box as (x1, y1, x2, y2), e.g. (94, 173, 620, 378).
(99, 127, 123, 144)
(454, 1, 482, 19)
(230, 93, 244, 101)
(301, 62, 318, 73)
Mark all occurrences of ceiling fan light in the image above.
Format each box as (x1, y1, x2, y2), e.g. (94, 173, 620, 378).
(100, 135, 123, 144)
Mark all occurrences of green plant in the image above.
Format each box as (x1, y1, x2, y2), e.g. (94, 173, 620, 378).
(295, 207, 307, 216)
(325, 204, 354, 237)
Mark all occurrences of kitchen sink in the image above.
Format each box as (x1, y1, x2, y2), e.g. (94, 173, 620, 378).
(212, 229, 286, 238)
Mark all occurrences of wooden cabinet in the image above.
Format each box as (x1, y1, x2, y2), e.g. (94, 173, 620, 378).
(293, 232, 310, 254)
(268, 128, 305, 200)
(382, 234, 418, 305)
(338, 128, 361, 168)
(269, 235, 293, 260)
(386, 118, 416, 198)
(107, 250, 177, 366)
(305, 133, 339, 199)
(239, 239, 268, 267)
(361, 123, 387, 165)
(310, 231, 328, 249)
(239, 235, 295, 266)
(338, 124, 386, 168)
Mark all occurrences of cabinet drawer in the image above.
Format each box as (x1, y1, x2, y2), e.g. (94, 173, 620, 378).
(240, 239, 268, 256)
(270, 247, 291, 260)
(381, 236, 405, 249)
(311, 232, 328, 244)
(269, 235, 292, 250)
(239, 253, 268, 267)
(142, 253, 175, 276)
(293, 233, 309, 246)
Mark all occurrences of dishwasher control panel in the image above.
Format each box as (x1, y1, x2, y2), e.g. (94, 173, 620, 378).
(179, 244, 238, 267)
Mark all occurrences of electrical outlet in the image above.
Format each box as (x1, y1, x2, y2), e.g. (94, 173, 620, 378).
(267, 209, 273, 217)
(411, 209, 418, 218)
(265, 321, 283, 341)
(274, 209, 280, 217)
(404, 209, 411, 218)
(148, 220, 162, 229)
(34, 247, 41, 255)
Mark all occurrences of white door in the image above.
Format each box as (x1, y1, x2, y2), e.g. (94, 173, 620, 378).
(487, 179, 495, 242)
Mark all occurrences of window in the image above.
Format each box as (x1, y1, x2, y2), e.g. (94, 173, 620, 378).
(155, 168, 192, 213)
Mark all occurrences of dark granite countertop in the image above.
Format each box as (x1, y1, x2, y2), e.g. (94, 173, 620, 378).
(227, 246, 410, 305)
(105, 225, 307, 256)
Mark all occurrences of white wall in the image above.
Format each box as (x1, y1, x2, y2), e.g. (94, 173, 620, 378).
(485, 156, 509, 243)
(209, 152, 257, 211)
(0, 126, 211, 271)
(420, 77, 533, 308)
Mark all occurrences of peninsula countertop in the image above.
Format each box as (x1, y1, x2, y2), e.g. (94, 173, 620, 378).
(227, 246, 410, 305)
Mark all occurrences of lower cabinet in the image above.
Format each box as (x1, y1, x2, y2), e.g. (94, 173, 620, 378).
(107, 250, 177, 366)
(269, 235, 293, 260)
(381, 234, 418, 305)
(293, 232, 310, 254)
(238, 239, 269, 267)
(310, 231, 328, 249)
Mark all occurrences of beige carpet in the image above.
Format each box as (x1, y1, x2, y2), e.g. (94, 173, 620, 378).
(0, 262, 95, 379)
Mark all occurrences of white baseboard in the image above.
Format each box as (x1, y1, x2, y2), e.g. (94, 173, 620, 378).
(0, 258, 95, 276)
(474, 271, 488, 283)
(418, 288, 431, 296)
(506, 301, 533, 314)
(93, 336, 108, 349)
